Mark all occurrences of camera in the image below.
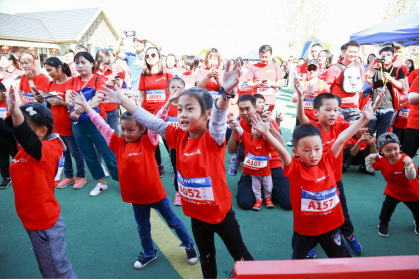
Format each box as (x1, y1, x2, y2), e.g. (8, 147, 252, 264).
(376, 56, 385, 63)
(125, 31, 136, 37)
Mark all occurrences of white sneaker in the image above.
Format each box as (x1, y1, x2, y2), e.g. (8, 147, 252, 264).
(90, 183, 108, 197)
(101, 164, 109, 178)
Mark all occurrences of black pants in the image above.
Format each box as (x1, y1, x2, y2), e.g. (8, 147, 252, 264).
(403, 128, 419, 159)
(0, 138, 18, 179)
(191, 208, 253, 278)
(392, 127, 406, 151)
(154, 145, 162, 165)
(337, 181, 354, 237)
(295, 116, 301, 127)
(237, 167, 292, 210)
(379, 194, 419, 225)
(225, 126, 232, 147)
(162, 139, 178, 191)
(343, 147, 371, 169)
(292, 227, 351, 259)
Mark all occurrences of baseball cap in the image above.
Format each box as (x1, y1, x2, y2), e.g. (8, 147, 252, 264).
(306, 59, 320, 68)
(377, 132, 400, 150)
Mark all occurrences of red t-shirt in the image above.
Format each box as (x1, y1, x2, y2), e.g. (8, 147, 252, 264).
(166, 104, 179, 128)
(310, 120, 349, 182)
(348, 136, 375, 153)
(407, 76, 419, 130)
(318, 68, 328, 80)
(228, 102, 239, 119)
(298, 79, 329, 121)
(394, 104, 412, 129)
(68, 62, 79, 78)
(66, 74, 107, 119)
(165, 126, 232, 224)
(10, 138, 63, 230)
(109, 132, 167, 204)
(246, 62, 283, 105)
(408, 69, 419, 85)
(297, 60, 308, 75)
(325, 62, 365, 108)
(100, 65, 126, 112)
(237, 70, 252, 98)
(0, 102, 11, 119)
(392, 58, 409, 76)
(181, 71, 197, 89)
(237, 119, 282, 168)
(19, 73, 50, 104)
(283, 149, 344, 236)
(240, 131, 271, 176)
(139, 72, 174, 115)
(1, 68, 25, 94)
(194, 65, 222, 95)
(48, 80, 73, 136)
(372, 154, 419, 201)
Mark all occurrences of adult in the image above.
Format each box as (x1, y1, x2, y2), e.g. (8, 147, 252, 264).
(75, 45, 88, 54)
(406, 59, 415, 76)
(195, 48, 223, 98)
(237, 58, 252, 99)
(365, 46, 405, 140)
(297, 43, 323, 75)
(180, 55, 199, 89)
(166, 54, 183, 77)
(0, 54, 25, 94)
(325, 40, 365, 122)
(317, 50, 333, 80)
(364, 54, 376, 70)
(138, 47, 174, 177)
(62, 49, 78, 77)
(403, 76, 419, 159)
(391, 41, 409, 76)
(246, 45, 284, 106)
(228, 94, 291, 210)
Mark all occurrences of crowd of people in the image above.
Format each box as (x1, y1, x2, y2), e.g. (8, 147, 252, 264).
(0, 31, 419, 279)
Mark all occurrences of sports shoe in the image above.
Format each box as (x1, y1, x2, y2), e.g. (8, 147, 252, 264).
(346, 234, 362, 255)
(101, 164, 109, 178)
(57, 177, 75, 189)
(186, 244, 197, 264)
(134, 251, 157, 270)
(265, 197, 274, 208)
(253, 200, 262, 211)
(377, 223, 389, 237)
(158, 165, 165, 178)
(0, 178, 11, 189)
(306, 248, 316, 259)
(286, 140, 293, 146)
(174, 192, 182, 206)
(359, 166, 375, 176)
(414, 221, 418, 235)
(73, 177, 87, 189)
(90, 183, 108, 197)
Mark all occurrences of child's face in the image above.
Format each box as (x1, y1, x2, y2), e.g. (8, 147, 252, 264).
(251, 126, 262, 139)
(177, 95, 209, 133)
(355, 124, 368, 138)
(255, 98, 265, 114)
(293, 135, 323, 167)
(121, 119, 145, 143)
(166, 56, 176, 68)
(379, 143, 400, 160)
(0, 91, 6, 103)
(314, 99, 339, 127)
(169, 80, 184, 95)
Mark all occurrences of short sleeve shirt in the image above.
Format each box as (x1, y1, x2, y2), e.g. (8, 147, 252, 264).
(371, 67, 405, 109)
(124, 52, 144, 90)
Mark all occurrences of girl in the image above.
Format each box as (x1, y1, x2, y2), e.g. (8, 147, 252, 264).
(0, 54, 25, 94)
(195, 48, 223, 97)
(71, 89, 198, 270)
(18, 52, 50, 104)
(100, 59, 253, 278)
(180, 56, 199, 89)
(406, 59, 415, 75)
(365, 53, 376, 70)
(1, 89, 76, 278)
(44, 57, 87, 190)
(166, 54, 183, 77)
(317, 50, 333, 80)
(138, 47, 174, 177)
(65, 52, 118, 196)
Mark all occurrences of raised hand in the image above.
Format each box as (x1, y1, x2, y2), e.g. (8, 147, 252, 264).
(222, 58, 241, 94)
(6, 86, 19, 115)
(251, 114, 270, 135)
(368, 153, 380, 162)
(294, 76, 303, 98)
(403, 156, 413, 167)
(98, 85, 124, 105)
(25, 70, 35, 81)
(71, 91, 90, 112)
(361, 99, 374, 120)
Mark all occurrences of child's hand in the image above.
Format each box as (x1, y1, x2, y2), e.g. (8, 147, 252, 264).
(403, 156, 413, 167)
(251, 114, 270, 135)
(373, 87, 386, 109)
(6, 86, 20, 115)
(276, 112, 283, 125)
(98, 85, 124, 105)
(294, 77, 303, 98)
(368, 153, 380, 161)
(168, 86, 183, 104)
(222, 58, 241, 94)
(228, 118, 238, 132)
(71, 91, 92, 113)
(361, 99, 374, 120)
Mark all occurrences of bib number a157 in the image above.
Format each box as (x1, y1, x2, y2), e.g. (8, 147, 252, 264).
(301, 186, 340, 216)
(177, 172, 216, 205)
(304, 98, 314, 109)
(146, 89, 165, 102)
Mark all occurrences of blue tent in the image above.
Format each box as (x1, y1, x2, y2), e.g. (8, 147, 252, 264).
(350, 8, 419, 46)
(300, 36, 323, 59)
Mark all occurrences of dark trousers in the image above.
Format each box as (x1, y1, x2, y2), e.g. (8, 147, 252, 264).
(237, 167, 292, 210)
(292, 227, 351, 259)
(0, 137, 18, 179)
(337, 181, 354, 237)
(403, 128, 419, 159)
(343, 147, 371, 169)
(191, 208, 253, 278)
(163, 139, 178, 192)
(61, 135, 86, 179)
(392, 127, 406, 151)
(379, 194, 419, 225)
(154, 145, 162, 165)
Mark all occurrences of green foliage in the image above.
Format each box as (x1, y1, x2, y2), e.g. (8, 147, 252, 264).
(323, 42, 333, 52)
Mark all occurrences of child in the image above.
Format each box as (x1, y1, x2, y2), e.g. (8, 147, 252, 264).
(99, 59, 253, 278)
(250, 97, 375, 259)
(0, 89, 76, 278)
(366, 133, 419, 237)
(71, 88, 197, 270)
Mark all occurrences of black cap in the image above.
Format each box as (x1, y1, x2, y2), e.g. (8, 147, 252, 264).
(306, 59, 320, 68)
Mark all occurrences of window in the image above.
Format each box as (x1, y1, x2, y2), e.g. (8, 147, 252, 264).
(86, 43, 93, 54)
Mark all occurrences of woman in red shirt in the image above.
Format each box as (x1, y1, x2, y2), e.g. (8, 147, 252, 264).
(18, 52, 50, 104)
(181, 56, 199, 89)
(0, 54, 25, 94)
(317, 50, 333, 80)
(138, 47, 174, 176)
(195, 48, 223, 97)
(44, 57, 87, 190)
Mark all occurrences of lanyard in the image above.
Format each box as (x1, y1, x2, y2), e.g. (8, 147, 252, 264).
(380, 65, 394, 87)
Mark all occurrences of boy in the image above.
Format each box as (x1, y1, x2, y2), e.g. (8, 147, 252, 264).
(392, 41, 409, 76)
(250, 97, 375, 259)
(366, 133, 418, 237)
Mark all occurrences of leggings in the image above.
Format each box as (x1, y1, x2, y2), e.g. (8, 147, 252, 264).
(163, 138, 178, 191)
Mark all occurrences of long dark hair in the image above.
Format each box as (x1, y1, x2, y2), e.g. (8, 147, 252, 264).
(45, 57, 71, 78)
(74, 52, 95, 73)
(319, 50, 333, 69)
(406, 59, 415, 73)
(141, 47, 163, 77)
(2, 53, 19, 68)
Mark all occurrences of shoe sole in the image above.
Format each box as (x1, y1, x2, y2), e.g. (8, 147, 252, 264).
(174, 202, 182, 206)
(377, 229, 389, 237)
(0, 181, 11, 189)
(73, 181, 87, 190)
(253, 207, 261, 210)
(414, 221, 418, 235)
(266, 205, 274, 208)
(134, 255, 157, 270)
(57, 181, 76, 189)
(90, 188, 108, 197)
(187, 257, 197, 265)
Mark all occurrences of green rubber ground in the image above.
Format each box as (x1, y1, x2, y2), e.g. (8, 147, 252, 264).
(0, 88, 418, 278)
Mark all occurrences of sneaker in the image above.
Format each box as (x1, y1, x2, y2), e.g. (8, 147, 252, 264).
(186, 244, 197, 265)
(346, 235, 362, 255)
(359, 166, 375, 176)
(377, 223, 389, 237)
(265, 197, 274, 208)
(90, 183, 108, 197)
(134, 251, 157, 270)
(158, 165, 165, 178)
(286, 140, 293, 146)
(101, 164, 109, 178)
(414, 221, 418, 235)
(0, 178, 11, 189)
(57, 177, 75, 189)
(253, 200, 262, 211)
(306, 248, 316, 259)
(174, 192, 182, 206)
(73, 177, 87, 189)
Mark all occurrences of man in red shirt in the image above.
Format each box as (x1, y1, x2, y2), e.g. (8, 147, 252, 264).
(392, 41, 409, 76)
(246, 45, 284, 106)
(297, 43, 323, 75)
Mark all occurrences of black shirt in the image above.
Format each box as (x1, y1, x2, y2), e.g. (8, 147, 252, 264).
(372, 66, 405, 109)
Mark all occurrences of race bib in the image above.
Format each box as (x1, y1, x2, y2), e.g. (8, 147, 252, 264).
(399, 108, 410, 119)
(239, 82, 251, 92)
(208, 91, 220, 96)
(301, 186, 340, 216)
(53, 157, 65, 187)
(146, 89, 166, 102)
(304, 98, 314, 109)
(22, 92, 35, 104)
(257, 87, 274, 96)
(177, 172, 216, 205)
(244, 153, 268, 170)
(167, 116, 179, 127)
(0, 107, 7, 119)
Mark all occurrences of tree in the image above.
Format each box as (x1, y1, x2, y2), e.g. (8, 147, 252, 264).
(323, 42, 333, 52)
(382, 0, 419, 21)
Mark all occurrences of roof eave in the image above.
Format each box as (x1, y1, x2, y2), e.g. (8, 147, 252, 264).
(0, 36, 56, 43)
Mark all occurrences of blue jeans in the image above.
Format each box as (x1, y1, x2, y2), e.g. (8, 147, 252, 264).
(369, 108, 394, 141)
(132, 197, 194, 258)
(61, 135, 85, 178)
(72, 121, 119, 181)
(105, 109, 119, 135)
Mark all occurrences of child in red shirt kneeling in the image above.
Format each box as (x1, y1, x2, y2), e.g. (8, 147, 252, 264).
(366, 133, 419, 237)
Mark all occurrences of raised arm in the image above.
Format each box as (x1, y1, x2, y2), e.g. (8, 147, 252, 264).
(294, 76, 310, 124)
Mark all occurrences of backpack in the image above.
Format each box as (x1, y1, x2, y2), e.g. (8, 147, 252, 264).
(335, 62, 363, 93)
(70, 76, 100, 122)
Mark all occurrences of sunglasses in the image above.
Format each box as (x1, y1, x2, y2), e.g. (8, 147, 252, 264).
(145, 53, 157, 59)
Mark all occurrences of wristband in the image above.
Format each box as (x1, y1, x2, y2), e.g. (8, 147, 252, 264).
(219, 87, 235, 100)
